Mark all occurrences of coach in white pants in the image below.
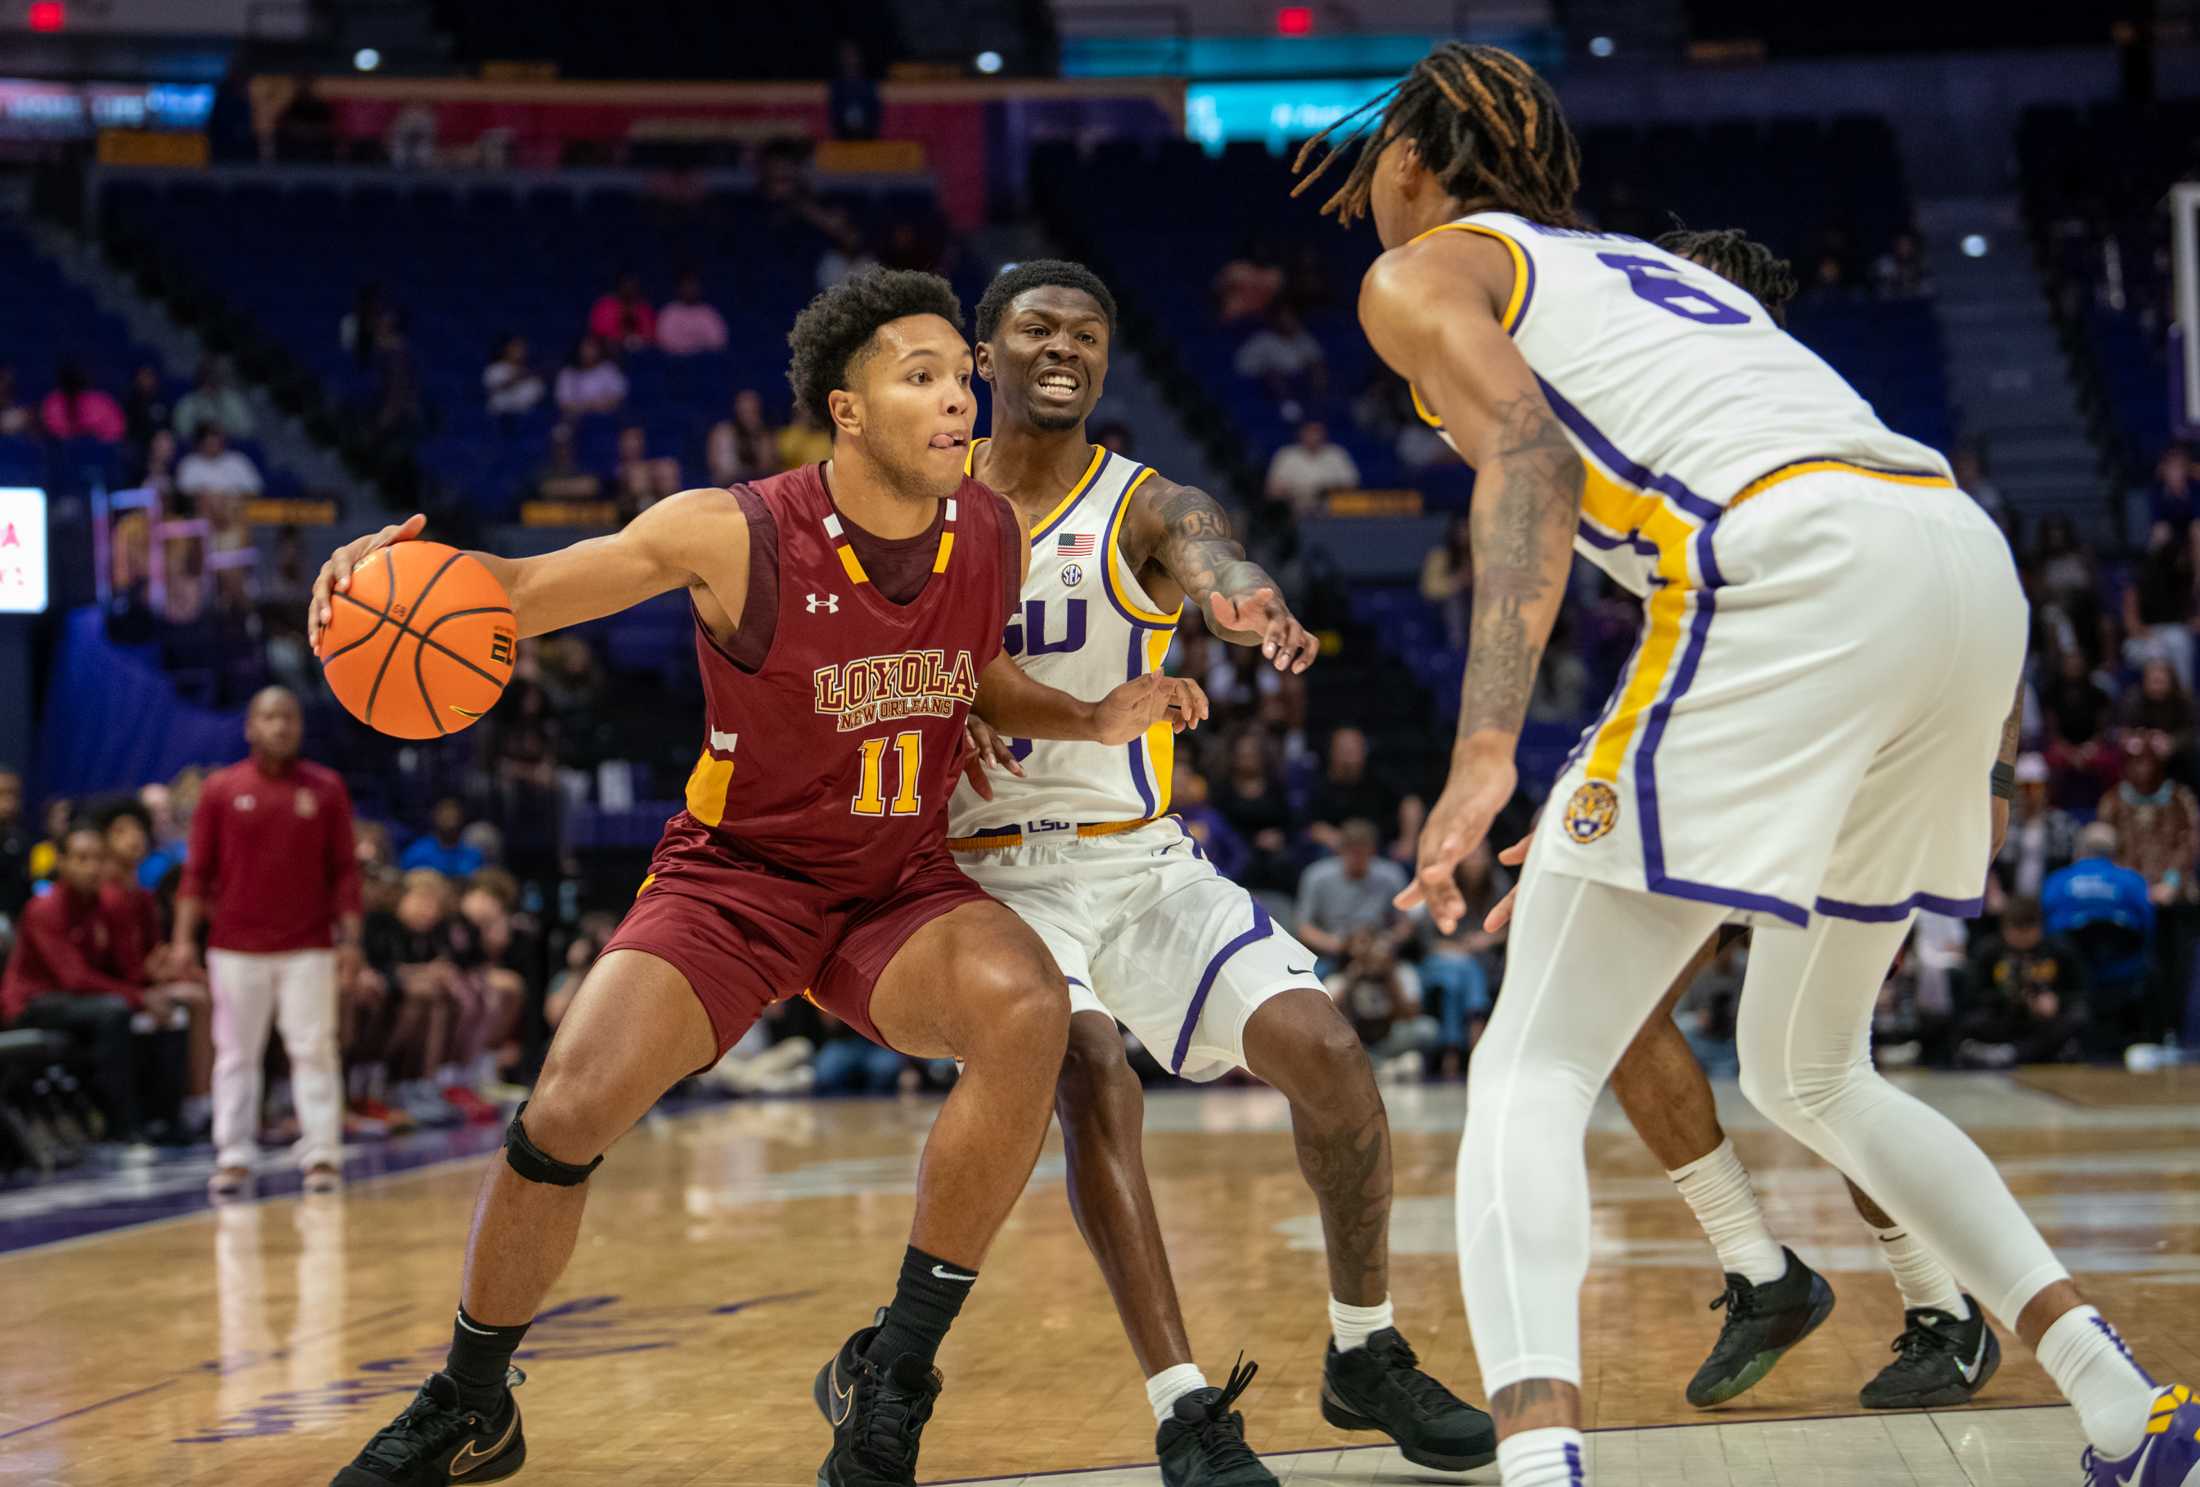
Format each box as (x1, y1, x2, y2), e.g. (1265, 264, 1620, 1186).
(172, 688, 361, 1197)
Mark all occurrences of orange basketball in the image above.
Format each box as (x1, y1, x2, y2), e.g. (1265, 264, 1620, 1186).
(316, 541, 516, 740)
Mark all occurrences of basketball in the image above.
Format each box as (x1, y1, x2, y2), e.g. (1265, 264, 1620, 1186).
(316, 540, 516, 739)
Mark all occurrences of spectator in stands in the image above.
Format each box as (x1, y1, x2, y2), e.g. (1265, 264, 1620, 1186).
(2124, 518, 2197, 687)
(2044, 821, 2155, 1054)
(39, 361, 126, 443)
(1214, 728, 1294, 892)
(2031, 513, 2099, 640)
(816, 1009, 910, 1093)
(587, 270, 657, 353)
(707, 388, 779, 486)
(363, 868, 483, 1127)
(26, 795, 68, 889)
(554, 336, 627, 418)
(0, 365, 31, 436)
(1871, 229, 1932, 299)
(2042, 646, 2118, 809)
(1955, 894, 2087, 1068)
(1306, 726, 1404, 852)
(96, 794, 207, 1122)
(543, 916, 615, 1032)
(1420, 512, 1472, 651)
(536, 634, 605, 717)
(340, 284, 385, 368)
(173, 687, 359, 1198)
(136, 426, 178, 500)
(532, 423, 604, 504)
(176, 425, 263, 531)
(172, 359, 254, 441)
(2149, 442, 2197, 545)
(776, 410, 833, 471)
(1803, 253, 1853, 302)
(459, 874, 536, 1080)
(657, 270, 729, 356)
(273, 75, 336, 163)
(1264, 419, 1360, 516)
(122, 364, 170, 452)
(815, 222, 881, 291)
(1996, 753, 2078, 901)
(1234, 305, 1326, 412)
(828, 40, 881, 141)
(0, 765, 26, 922)
(2097, 730, 2199, 907)
(402, 798, 486, 878)
(1324, 929, 1435, 1076)
(1296, 819, 1412, 971)
(371, 308, 423, 440)
(1, 823, 174, 1152)
(207, 59, 257, 163)
(1951, 442, 2009, 531)
(1416, 841, 1511, 1075)
(2120, 658, 2198, 762)
(1168, 759, 1248, 882)
(614, 424, 682, 517)
(1214, 238, 1284, 324)
(483, 334, 545, 419)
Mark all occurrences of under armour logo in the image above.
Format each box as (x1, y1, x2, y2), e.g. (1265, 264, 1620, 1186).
(806, 593, 840, 614)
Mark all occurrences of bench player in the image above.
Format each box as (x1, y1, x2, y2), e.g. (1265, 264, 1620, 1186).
(949, 259, 1497, 1484)
(311, 268, 1205, 1487)
(1297, 42, 2195, 1487)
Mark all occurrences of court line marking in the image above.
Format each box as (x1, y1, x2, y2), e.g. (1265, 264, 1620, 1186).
(0, 1378, 177, 1442)
(925, 1405, 2076, 1484)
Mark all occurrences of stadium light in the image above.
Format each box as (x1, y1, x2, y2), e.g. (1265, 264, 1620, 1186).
(26, 2, 63, 32)
(353, 47, 381, 72)
(1276, 7, 1313, 36)
(974, 50, 1003, 75)
(1588, 35, 1616, 58)
(1961, 234, 1988, 258)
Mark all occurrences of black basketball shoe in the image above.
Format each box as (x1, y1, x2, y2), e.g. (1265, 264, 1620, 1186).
(1319, 1328, 1497, 1471)
(813, 1312, 943, 1487)
(1156, 1356, 1278, 1486)
(1859, 1296, 2000, 1409)
(330, 1368, 525, 1485)
(1686, 1248, 1837, 1407)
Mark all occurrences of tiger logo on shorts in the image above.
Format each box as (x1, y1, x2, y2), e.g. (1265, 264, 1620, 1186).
(1563, 781, 1620, 844)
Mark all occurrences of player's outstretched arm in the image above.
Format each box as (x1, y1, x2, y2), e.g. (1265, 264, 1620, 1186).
(974, 653, 1209, 745)
(1360, 230, 1585, 929)
(306, 490, 749, 648)
(1125, 475, 1317, 673)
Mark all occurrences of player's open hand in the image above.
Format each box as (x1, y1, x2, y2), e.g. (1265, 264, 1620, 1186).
(1093, 673, 1210, 745)
(1397, 751, 1517, 933)
(960, 717, 1024, 801)
(1206, 588, 1319, 674)
(309, 512, 426, 651)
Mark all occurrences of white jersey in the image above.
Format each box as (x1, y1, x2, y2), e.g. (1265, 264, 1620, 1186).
(1413, 211, 1954, 598)
(946, 440, 1184, 844)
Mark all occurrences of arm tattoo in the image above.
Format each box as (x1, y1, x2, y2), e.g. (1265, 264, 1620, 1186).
(1150, 482, 1277, 637)
(1999, 671, 2025, 766)
(1460, 394, 1584, 747)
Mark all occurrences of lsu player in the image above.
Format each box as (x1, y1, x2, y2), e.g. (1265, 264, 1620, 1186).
(950, 259, 1497, 1484)
(1293, 41, 2197, 1487)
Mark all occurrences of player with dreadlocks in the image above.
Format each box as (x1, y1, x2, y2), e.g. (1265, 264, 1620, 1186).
(1294, 41, 2196, 1487)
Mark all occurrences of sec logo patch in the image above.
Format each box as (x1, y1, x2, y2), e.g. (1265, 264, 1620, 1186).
(1059, 562, 1085, 588)
(1563, 781, 1620, 844)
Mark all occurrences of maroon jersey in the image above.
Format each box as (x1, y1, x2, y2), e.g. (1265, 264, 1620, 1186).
(652, 465, 1015, 900)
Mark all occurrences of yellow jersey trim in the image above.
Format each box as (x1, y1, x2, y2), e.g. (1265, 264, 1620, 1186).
(1144, 624, 1176, 814)
(1409, 220, 1531, 333)
(1105, 466, 1181, 625)
(932, 530, 956, 573)
(1730, 459, 1958, 511)
(948, 816, 1157, 852)
(967, 437, 1108, 546)
(635, 872, 655, 897)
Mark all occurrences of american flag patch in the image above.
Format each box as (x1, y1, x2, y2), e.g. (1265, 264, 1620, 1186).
(1057, 532, 1097, 557)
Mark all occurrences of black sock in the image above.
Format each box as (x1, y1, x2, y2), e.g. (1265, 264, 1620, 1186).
(446, 1305, 529, 1408)
(865, 1246, 976, 1368)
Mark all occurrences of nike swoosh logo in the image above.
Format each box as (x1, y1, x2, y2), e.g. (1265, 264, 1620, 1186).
(1955, 1327, 1988, 1385)
(2114, 1436, 2155, 1487)
(1286, 964, 1315, 977)
(930, 1264, 978, 1282)
(828, 1357, 853, 1428)
(448, 1407, 519, 1478)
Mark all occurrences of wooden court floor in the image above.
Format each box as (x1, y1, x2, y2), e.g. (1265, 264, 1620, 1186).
(2, 1070, 2196, 1486)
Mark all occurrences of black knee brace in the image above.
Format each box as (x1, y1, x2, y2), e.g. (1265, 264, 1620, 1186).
(503, 1101, 603, 1186)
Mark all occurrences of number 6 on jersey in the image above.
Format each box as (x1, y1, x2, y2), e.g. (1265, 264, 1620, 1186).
(853, 730, 924, 817)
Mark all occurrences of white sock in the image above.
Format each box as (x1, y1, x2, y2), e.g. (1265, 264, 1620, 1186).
(2038, 1306, 2159, 1459)
(1668, 1138, 1787, 1286)
(1867, 1221, 1966, 1317)
(1498, 1426, 1585, 1486)
(1145, 1362, 1209, 1424)
(1330, 1295, 1395, 1353)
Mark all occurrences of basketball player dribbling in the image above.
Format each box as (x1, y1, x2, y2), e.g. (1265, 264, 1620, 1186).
(1294, 42, 2196, 1487)
(306, 268, 1207, 1487)
(947, 260, 1496, 1484)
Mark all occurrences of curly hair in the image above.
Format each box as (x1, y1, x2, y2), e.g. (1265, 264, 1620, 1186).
(1292, 42, 1581, 229)
(973, 258, 1118, 344)
(785, 267, 964, 426)
(1656, 227, 1798, 321)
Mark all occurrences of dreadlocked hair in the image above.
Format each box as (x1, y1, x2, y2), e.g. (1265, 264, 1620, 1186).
(1655, 227, 1798, 320)
(1291, 42, 1582, 229)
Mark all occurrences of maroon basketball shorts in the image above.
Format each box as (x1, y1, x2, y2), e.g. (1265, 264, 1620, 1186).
(602, 845, 991, 1058)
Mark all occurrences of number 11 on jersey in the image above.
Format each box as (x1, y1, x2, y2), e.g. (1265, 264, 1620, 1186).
(853, 730, 923, 817)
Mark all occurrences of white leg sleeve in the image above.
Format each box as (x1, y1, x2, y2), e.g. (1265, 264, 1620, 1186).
(1458, 870, 1725, 1394)
(1735, 914, 2069, 1327)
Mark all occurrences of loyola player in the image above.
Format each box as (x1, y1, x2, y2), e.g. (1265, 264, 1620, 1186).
(952, 261, 1496, 1485)
(308, 268, 1206, 1487)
